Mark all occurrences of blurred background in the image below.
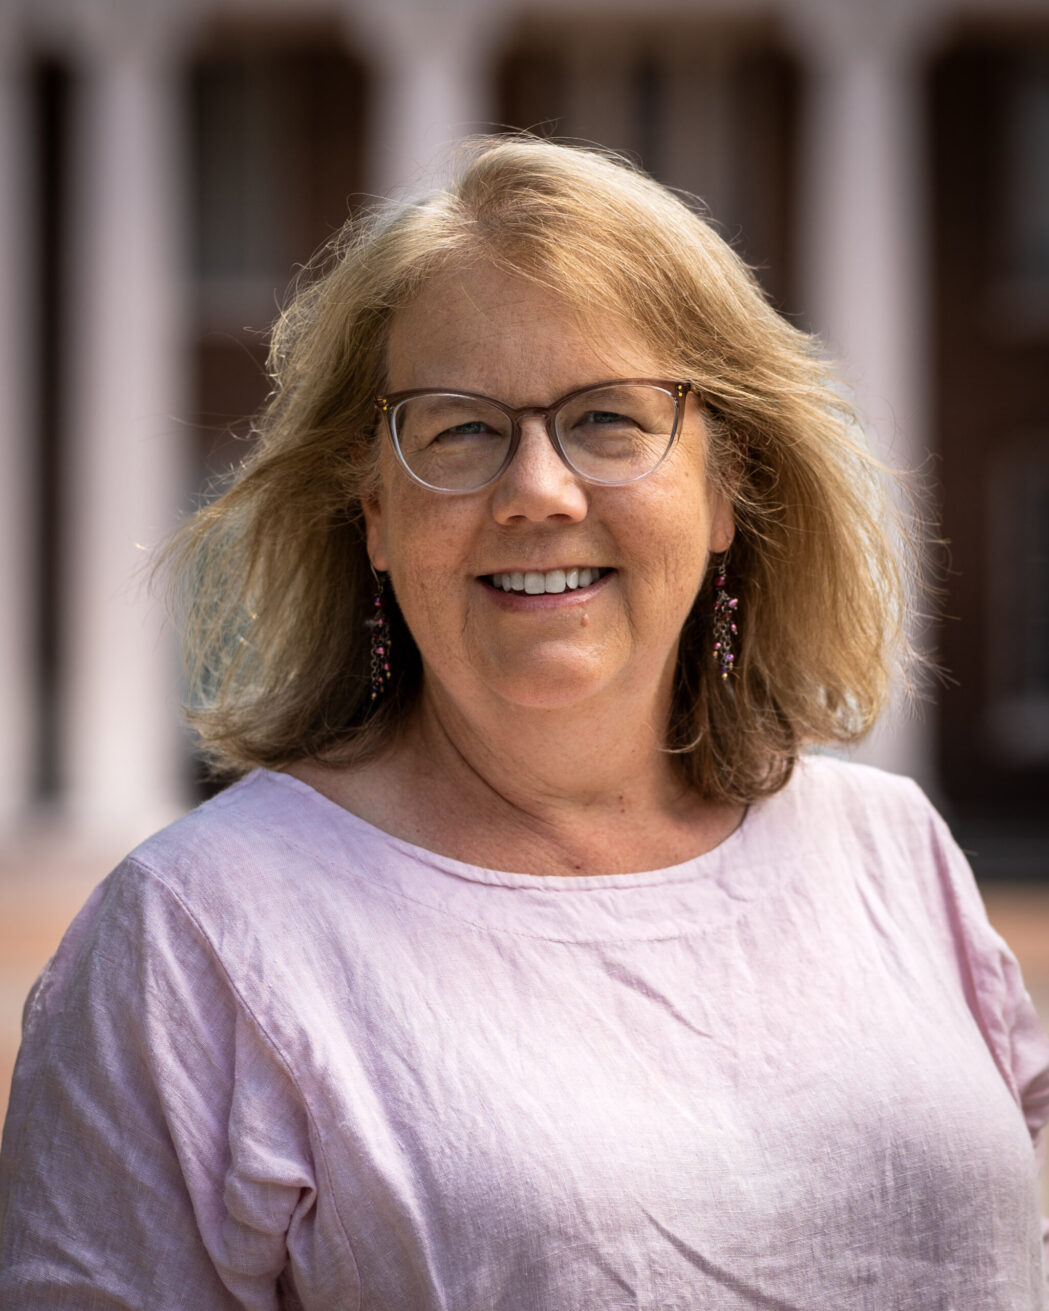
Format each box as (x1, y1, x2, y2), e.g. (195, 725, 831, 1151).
(1, 0, 1048, 1117)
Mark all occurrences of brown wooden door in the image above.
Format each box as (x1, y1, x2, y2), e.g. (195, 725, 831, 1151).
(496, 22, 799, 313)
(931, 33, 1049, 833)
(189, 30, 370, 477)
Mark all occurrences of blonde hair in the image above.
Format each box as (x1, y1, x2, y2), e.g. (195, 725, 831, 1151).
(168, 135, 916, 803)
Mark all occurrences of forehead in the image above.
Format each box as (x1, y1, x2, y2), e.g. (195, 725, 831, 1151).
(386, 262, 667, 405)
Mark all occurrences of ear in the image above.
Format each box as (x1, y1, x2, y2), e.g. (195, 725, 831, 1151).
(361, 494, 389, 572)
(707, 485, 735, 555)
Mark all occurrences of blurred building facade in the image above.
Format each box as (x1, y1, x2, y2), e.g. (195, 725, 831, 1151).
(1, 0, 1047, 875)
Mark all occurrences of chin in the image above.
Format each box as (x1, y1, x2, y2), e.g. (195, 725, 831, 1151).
(480, 655, 620, 712)
(495, 684, 601, 712)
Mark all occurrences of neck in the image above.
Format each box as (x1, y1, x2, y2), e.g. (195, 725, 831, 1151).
(291, 668, 744, 876)
(366, 670, 740, 875)
(415, 672, 675, 817)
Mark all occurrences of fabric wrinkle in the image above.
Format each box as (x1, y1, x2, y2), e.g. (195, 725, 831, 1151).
(1, 755, 1047, 1310)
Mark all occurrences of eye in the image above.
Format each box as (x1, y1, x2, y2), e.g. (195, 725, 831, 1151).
(580, 409, 631, 426)
(438, 419, 498, 439)
(393, 396, 509, 455)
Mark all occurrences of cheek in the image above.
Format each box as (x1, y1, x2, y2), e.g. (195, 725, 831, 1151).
(645, 478, 716, 570)
(369, 489, 474, 601)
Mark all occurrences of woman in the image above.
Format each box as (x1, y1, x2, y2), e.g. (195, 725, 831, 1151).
(2, 137, 1047, 1310)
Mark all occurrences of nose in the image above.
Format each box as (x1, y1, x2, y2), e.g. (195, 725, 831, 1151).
(490, 415, 589, 525)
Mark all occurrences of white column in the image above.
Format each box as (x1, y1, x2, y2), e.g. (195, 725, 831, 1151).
(61, 9, 192, 837)
(790, 0, 943, 789)
(347, 0, 504, 196)
(0, 26, 37, 832)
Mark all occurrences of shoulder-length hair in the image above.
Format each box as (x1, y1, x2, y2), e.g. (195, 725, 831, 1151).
(168, 134, 916, 804)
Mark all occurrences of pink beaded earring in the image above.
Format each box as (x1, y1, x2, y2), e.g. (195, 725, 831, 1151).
(712, 561, 740, 680)
(366, 573, 392, 701)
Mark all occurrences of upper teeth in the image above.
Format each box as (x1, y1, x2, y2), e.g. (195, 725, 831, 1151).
(491, 568, 604, 594)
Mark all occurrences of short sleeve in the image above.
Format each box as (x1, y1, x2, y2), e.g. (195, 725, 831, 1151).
(0, 858, 319, 1310)
(914, 795, 1049, 1144)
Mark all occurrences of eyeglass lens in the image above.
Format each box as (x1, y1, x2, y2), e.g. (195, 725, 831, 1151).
(390, 383, 680, 492)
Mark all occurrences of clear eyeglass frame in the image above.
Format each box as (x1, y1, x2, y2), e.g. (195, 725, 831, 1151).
(375, 378, 695, 494)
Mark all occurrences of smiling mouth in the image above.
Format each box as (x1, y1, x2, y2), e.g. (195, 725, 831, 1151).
(484, 567, 611, 595)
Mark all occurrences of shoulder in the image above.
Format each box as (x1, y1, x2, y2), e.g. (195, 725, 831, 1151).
(781, 756, 1049, 1133)
(130, 768, 316, 876)
(12, 770, 353, 1141)
(763, 751, 940, 867)
(16, 769, 397, 1048)
(787, 750, 929, 817)
(761, 753, 976, 951)
(121, 768, 377, 922)
(2, 778, 331, 1308)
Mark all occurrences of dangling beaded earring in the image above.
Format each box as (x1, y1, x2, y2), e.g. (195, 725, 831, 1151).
(365, 573, 392, 701)
(711, 560, 740, 680)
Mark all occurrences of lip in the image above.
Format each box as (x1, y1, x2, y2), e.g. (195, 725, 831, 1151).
(481, 563, 608, 575)
(477, 568, 615, 609)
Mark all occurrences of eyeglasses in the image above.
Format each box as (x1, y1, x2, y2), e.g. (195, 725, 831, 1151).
(375, 378, 693, 493)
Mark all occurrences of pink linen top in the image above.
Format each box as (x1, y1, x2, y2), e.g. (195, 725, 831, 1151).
(1, 755, 1048, 1310)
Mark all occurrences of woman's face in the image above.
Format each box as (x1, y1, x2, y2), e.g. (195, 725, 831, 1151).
(363, 263, 734, 718)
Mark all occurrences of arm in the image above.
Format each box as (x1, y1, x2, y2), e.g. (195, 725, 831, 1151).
(914, 796, 1049, 1278)
(0, 859, 316, 1310)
